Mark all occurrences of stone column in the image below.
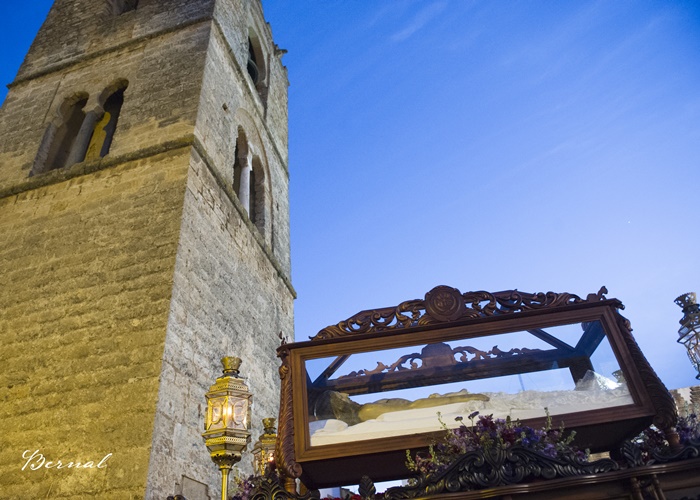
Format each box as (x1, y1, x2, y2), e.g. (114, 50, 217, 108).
(65, 105, 103, 166)
(238, 150, 253, 215)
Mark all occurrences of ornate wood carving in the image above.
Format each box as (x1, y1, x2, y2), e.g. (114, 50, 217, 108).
(275, 347, 302, 486)
(337, 342, 540, 379)
(613, 309, 679, 446)
(247, 470, 320, 500)
(621, 440, 645, 468)
(425, 285, 466, 321)
(313, 286, 609, 340)
(358, 476, 376, 500)
(622, 438, 700, 468)
(382, 447, 618, 499)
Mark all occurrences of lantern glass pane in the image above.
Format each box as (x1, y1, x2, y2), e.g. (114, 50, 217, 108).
(231, 398, 248, 429)
(206, 397, 227, 432)
(211, 403, 221, 424)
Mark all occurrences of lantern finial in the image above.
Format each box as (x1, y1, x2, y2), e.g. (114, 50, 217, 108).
(221, 356, 242, 377)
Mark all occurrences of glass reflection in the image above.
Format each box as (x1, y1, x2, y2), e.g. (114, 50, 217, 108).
(305, 320, 632, 446)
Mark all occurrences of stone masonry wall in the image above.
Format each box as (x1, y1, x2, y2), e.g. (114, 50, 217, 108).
(212, 0, 289, 161)
(1, 1, 292, 497)
(199, 0, 291, 275)
(0, 149, 190, 498)
(0, 3, 213, 496)
(145, 2, 294, 495)
(145, 148, 294, 497)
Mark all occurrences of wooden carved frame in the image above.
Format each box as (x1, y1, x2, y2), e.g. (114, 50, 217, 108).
(275, 286, 677, 490)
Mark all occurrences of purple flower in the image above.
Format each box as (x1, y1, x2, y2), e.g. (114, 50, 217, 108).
(406, 410, 586, 477)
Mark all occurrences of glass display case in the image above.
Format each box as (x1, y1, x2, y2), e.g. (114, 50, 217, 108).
(275, 286, 677, 489)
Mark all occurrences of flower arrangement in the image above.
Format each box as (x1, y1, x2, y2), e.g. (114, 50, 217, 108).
(677, 413, 700, 443)
(636, 413, 700, 464)
(229, 472, 255, 500)
(405, 409, 587, 477)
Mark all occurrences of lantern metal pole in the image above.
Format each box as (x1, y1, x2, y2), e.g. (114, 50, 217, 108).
(220, 464, 230, 500)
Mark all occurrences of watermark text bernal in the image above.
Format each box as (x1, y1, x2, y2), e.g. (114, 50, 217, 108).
(22, 450, 112, 471)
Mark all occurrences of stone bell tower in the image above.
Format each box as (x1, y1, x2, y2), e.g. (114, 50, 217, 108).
(0, 1, 292, 498)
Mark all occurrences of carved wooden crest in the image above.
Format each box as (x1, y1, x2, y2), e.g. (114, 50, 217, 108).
(313, 285, 609, 340)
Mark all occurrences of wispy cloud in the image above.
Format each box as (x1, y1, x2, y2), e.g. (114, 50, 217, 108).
(364, 3, 403, 29)
(390, 2, 447, 42)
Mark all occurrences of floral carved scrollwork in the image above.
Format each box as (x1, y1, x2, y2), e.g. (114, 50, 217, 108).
(313, 299, 425, 340)
(383, 446, 618, 499)
(312, 286, 609, 340)
(338, 343, 539, 379)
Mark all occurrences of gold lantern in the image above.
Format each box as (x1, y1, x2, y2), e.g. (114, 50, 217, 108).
(203, 356, 253, 500)
(251, 417, 277, 475)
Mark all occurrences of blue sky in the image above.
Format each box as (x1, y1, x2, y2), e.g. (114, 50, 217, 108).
(2, 1, 699, 390)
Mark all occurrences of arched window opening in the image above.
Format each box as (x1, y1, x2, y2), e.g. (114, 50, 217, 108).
(231, 128, 265, 233)
(85, 87, 125, 161)
(44, 97, 88, 172)
(233, 142, 242, 200)
(247, 38, 260, 85)
(246, 31, 269, 106)
(233, 129, 248, 205)
(250, 157, 265, 234)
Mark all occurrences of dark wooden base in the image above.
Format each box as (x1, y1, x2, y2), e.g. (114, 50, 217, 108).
(383, 458, 700, 500)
